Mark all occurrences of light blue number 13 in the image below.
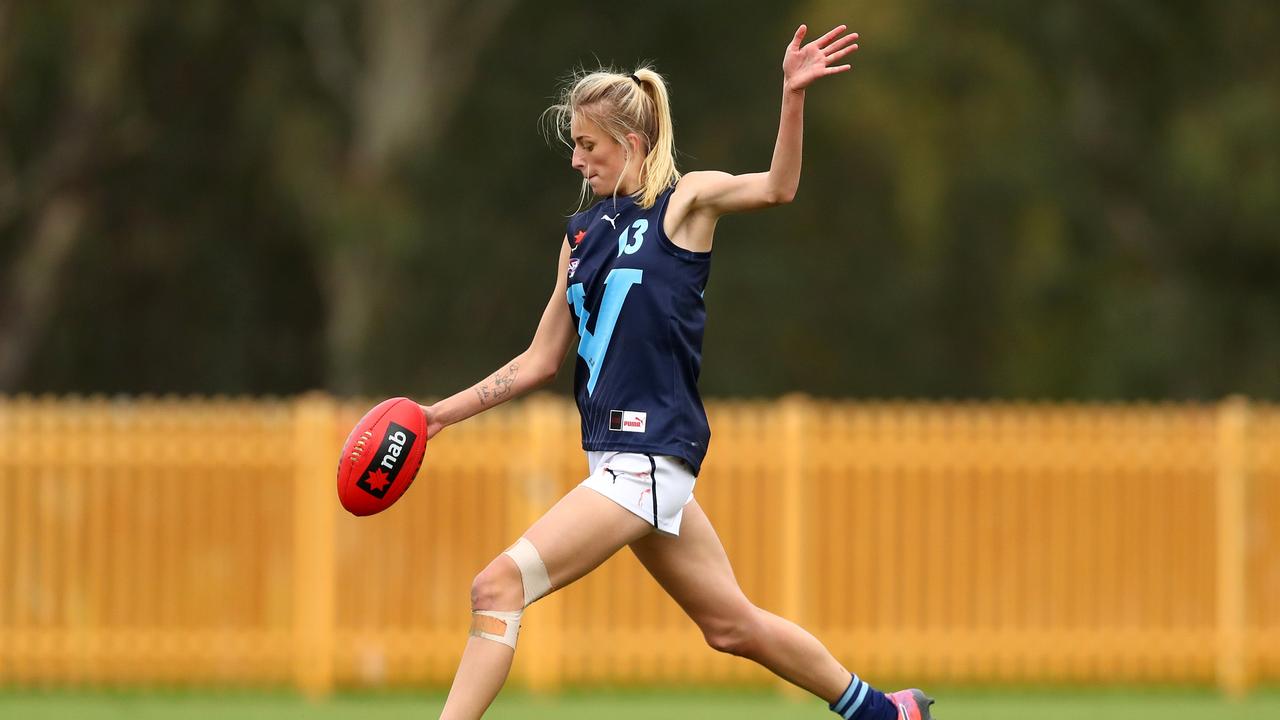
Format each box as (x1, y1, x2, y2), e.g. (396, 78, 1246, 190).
(618, 219, 647, 257)
(567, 268, 643, 396)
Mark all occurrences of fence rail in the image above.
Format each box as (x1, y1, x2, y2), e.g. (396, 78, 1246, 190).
(0, 394, 1276, 696)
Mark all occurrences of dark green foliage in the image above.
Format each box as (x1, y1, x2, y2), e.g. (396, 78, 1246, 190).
(2, 1, 1276, 399)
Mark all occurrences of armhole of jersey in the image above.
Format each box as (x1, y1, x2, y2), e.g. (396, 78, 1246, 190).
(654, 186, 712, 262)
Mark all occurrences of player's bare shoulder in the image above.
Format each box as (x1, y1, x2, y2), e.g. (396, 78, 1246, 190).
(664, 171, 726, 254)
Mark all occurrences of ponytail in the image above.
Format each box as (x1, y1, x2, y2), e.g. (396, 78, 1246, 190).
(543, 65, 681, 210)
(629, 69, 680, 209)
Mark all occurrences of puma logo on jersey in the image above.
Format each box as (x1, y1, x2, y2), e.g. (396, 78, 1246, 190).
(601, 213, 620, 229)
(609, 410, 647, 433)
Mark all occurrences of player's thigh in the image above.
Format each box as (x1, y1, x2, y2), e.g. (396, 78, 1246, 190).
(628, 498, 753, 626)
(522, 485, 653, 592)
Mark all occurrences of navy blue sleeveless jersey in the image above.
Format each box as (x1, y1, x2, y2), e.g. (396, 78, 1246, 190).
(564, 186, 712, 474)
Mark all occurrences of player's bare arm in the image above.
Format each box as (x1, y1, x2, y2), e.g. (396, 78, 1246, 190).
(666, 24, 857, 251)
(421, 238, 575, 438)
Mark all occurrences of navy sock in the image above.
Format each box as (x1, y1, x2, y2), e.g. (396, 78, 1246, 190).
(829, 674, 896, 720)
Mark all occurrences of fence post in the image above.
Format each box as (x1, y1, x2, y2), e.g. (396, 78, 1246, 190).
(293, 393, 338, 698)
(778, 394, 810, 697)
(1216, 396, 1249, 699)
(0, 396, 10, 684)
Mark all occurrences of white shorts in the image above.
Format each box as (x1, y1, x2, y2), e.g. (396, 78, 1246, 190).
(581, 451, 697, 536)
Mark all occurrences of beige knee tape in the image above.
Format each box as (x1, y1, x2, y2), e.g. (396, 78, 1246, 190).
(471, 609, 521, 649)
(469, 538, 550, 649)
(503, 537, 552, 606)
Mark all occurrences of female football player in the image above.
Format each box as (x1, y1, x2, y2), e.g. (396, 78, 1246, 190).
(421, 23, 934, 720)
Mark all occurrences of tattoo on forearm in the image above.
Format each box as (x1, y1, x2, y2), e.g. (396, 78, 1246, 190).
(474, 363, 519, 407)
(492, 362, 519, 400)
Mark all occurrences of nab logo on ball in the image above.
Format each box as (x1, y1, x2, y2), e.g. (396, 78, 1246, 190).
(356, 422, 418, 499)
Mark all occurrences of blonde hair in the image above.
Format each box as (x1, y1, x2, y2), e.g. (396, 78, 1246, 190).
(542, 66, 680, 210)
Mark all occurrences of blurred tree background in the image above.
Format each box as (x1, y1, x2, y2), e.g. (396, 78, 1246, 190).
(1, 0, 1276, 400)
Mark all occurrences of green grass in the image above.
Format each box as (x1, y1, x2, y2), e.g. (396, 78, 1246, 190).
(1, 688, 1276, 719)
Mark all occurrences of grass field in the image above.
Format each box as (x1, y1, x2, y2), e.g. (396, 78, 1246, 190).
(1, 688, 1276, 719)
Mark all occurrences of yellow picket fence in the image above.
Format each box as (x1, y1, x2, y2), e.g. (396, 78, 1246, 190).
(0, 394, 1277, 696)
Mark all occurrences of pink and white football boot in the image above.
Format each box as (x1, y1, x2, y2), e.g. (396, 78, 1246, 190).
(885, 689, 936, 720)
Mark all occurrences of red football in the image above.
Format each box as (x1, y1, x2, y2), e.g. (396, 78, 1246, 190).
(336, 397, 427, 516)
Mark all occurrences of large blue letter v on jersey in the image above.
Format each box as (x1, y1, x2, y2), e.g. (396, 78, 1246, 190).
(567, 268, 643, 396)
